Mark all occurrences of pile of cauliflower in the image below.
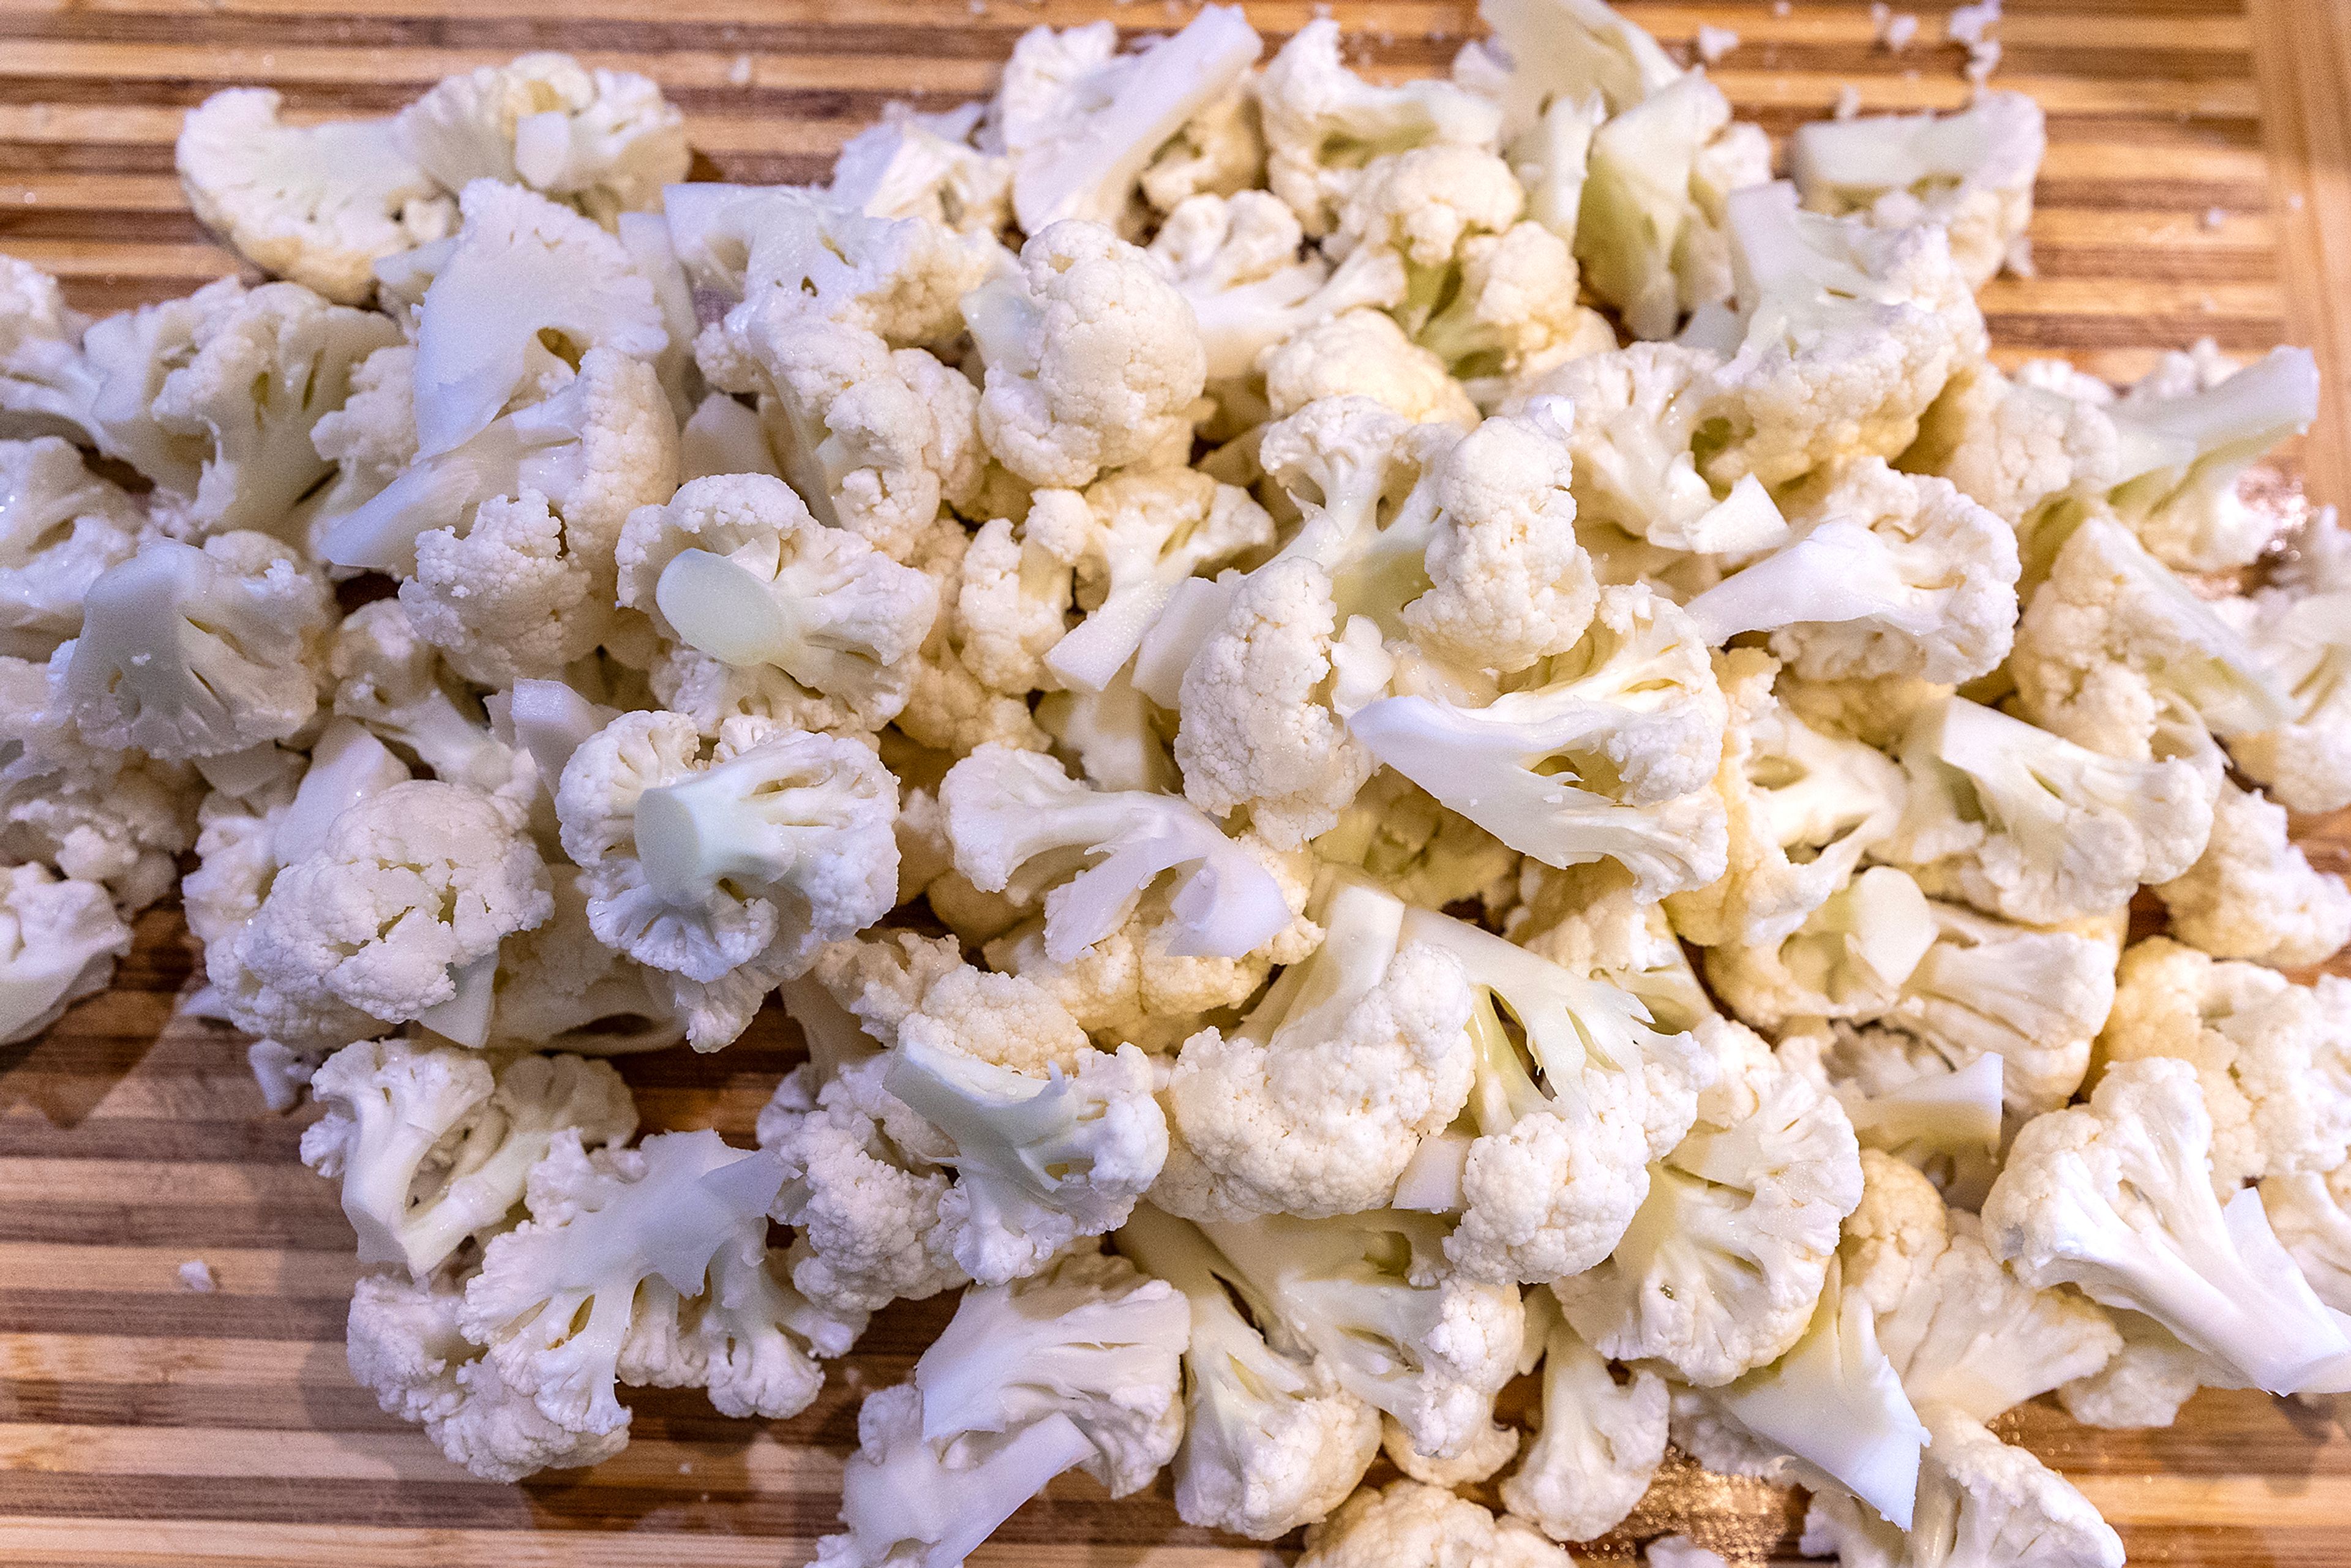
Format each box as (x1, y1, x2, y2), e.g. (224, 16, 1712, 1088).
(0, 2, 2344, 1562)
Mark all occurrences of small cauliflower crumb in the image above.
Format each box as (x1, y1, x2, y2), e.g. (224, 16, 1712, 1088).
(727, 53, 753, 86)
(1696, 24, 1741, 63)
(1834, 83, 1863, 119)
(1873, 3, 1921, 49)
(2202, 206, 2227, 230)
(178, 1259, 218, 1293)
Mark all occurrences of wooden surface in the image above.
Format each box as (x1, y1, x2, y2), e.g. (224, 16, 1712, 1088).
(4, 0, 2351, 1564)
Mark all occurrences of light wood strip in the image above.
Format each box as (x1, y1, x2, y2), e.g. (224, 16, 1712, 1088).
(0, 1244, 361, 1297)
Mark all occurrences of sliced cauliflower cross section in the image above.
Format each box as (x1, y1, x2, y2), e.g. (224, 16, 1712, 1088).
(176, 88, 456, 305)
(1982, 1056, 2351, 1395)
(1157, 873, 1474, 1223)
(616, 472, 939, 733)
(556, 711, 899, 1051)
(65, 531, 334, 761)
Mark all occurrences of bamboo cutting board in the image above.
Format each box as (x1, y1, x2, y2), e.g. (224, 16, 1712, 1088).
(4, 0, 2351, 1564)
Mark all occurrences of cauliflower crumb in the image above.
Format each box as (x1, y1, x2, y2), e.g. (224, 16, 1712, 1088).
(1834, 83, 1863, 119)
(178, 1259, 218, 1292)
(1696, 24, 1741, 63)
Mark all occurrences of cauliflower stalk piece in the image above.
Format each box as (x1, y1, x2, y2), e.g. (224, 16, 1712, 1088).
(555, 711, 899, 1051)
(176, 88, 457, 305)
(1791, 92, 2047, 288)
(1114, 1202, 1382, 1540)
(1157, 873, 1474, 1222)
(1981, 1056, 2351, 1395)
(816, 1250, 1187, 1568)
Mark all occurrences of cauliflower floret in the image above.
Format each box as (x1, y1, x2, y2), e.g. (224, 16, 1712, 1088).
(1684, 459, 2019, 688)
(2057, 1308, 2233, 1431)
(895, 517, 1054, 756)
(326, 601, 527, 802)
(828, 102, 1012, 236)
(410, 181, 669, 460)
(225, 780, 552, 1050)
(1509, 858, 1715, 1032)
(1115, 1203, 1382, 1540)
(1349, 584, 1730, 896)
(396, 348, 680, 685)
(1501, 342, 1740, 550)
(1149, 190, 1407, 384)
(2104, 345, 2319, 573)
(0, 257, 105, 447)
(2156, 779, 2351, 967)
(816, 1250, 1187, 1567)
(1257, 18, 1504, 238)
(1882, 694, 2213, 925)
(2098, 936, 2351, 1196)
(2012, 514, 2290, 763)
(1299, 1479, 1569, 1568)
(1799, 1406, 2124, 1568)
(64, 531, 332, 761)
(1400, 904, 1712, 1284)
(1198, 1207, 1524, 1460)
(485, 867, 684, 1053)
(995, 9, 1263, 234)
(1904, 361, 2124, 558)
(1982, 1056, 2351, 1395)
(1665, 650, 1908, 948)
(176, 88, 456, 305)
(299, 1039, 636, 1275)
(1314, 768, 1521, 914)
(1499, 1307, 1668, 1544)
(1143, 82, 1266, 213)
(1791, 91, 2046, 288)
(1157, 874, 1472, 1222)
(1708, 182, 1985, 492)
(1262, 310, 1481, 429)
(0, 437, 140, 661)
(1043, 465, 1274, 694)
(2263, 1164, 2351, 1316)
(0, 860, 130, 1044)
(963, 220, 1207, 489)
(615, 472, 939, 732)
(758, 1055, 966, 1317)
(345, 1267, 627, 1483)
(113, 278, 404, 539)
(462, 1128, 852, 1444)
(2218, 516, 2351, 812)
(395, 52, 688, 226)
(942, 741, 1301, 966)
(1451, 0, 1684, 134)
(555, 711, 899, 1051)
(1704, 866, 1940, 1032)
(1556, 1016, 1864, 1386)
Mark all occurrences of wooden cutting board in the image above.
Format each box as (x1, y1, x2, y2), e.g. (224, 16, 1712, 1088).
(5, 0, 2351, 1563)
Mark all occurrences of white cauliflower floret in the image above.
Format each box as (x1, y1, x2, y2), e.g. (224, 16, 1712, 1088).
(308, 341, 416, 524)
(1709, 181, 1985, 492)
(1149, 190, 1406, 383)
(941, 741, 1299, 966)
(1043, 465, 1274, 694)
(1906, 361, 2124, 555)
(120, 279, 403, 539)
(995, 9, 1262, 234)
(0, 257, 105, 446)
(895, 517, 1054, 757)
(963, 219, 1207, 489)
(1704, 865, 1940, 1032)
(1114, 1203, 1381, 1540)
(2156, 779, 2351, 967)
(615, 472, 939, 732)
(1556, 1016, 1864, 1387)
(1452, 0, 1684, 134)
(2104, 345, 2319, 573)
(0, 673, 200, 915)
(462, 1128, 852, 1442)
(2098, 936, 2351, 1195)
(485, 867, 684, 1053)
(1777, 1024, 2005, 1203)
(555, 711, 899, 1051)
(397, 348, 680, 685)
(1665, 649, 1907, 948)
(2263, 1164, 2351, 1316)
(227, 780, 552, 1049)
(1685, 459, 2019, 689)
(395, 52, 688, 225)
(2216, 516, 2351, 812)
(1299, 1478, 1570, 1568)
(1401, 904, 1712, 1284)
(64, 531, 332, 761)
(816, 1250, 1187, 1567)
(1499, 1307, 1668, 1544)
(1799, 1405, 2125, 1568)
(1510, 858, 1714, 1033)
(1198, 1207, 1523, 1461)
(0, 861, 131, 1044)
(1142, 83, 1265, 213)
(1258, 18, 1504, 238)
(1982, 1056, 2351, 1395)
(1502, 342, 1736, 551)
(1350, 584, 1730, 897)
(0, 437, 140, 661)
(1262, 310, 1481, 429)
(410, 181, 668, 459)
(828, 102, 1011, 236)
(1314, 769, 1521, 915)
(2012, 514, 2290, 763)
(1157, 874, 1472, 1222)
(2057, 1308, 2232, 1431)
(176, 88, 456, 305)
(328, 601, 527, 798)
(1791, 91, 2046, 288)
(299, 1039, 636, 1276)
(759, 1054, 965, 1317)
(1883, 694, 2213, 925)
(345, 1267, 626, 1483)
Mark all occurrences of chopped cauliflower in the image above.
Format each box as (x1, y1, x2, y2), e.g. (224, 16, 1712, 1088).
(0, 437, 141, 661)
(1791, 92, 2045, 288)
(396, 52, 688, 226)
(2156, 779, 2351, 967)
(0, 860, 131, 1044)
(1299, 1478, 1569, 1568)
(1498, 1305, 1668, 1544)
(1262, 310, 1481, 429)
